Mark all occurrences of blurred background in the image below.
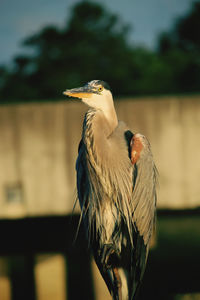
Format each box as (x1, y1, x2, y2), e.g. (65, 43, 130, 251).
(0, 0, 200, 299)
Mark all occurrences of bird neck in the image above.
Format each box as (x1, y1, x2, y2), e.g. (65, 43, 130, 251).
(85, 105, 118, 141)
(102, 102, 118, 135)
(82, 107, 118, 166)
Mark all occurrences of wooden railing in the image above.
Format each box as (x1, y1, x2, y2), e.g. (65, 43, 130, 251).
(1, 209, 200, 300)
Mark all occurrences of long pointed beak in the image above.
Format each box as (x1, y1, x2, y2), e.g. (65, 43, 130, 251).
(63, 85, 94, 99)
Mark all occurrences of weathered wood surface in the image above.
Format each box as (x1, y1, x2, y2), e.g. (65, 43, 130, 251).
(0, 96, 199, 217)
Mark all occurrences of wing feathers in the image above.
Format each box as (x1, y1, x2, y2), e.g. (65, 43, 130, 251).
(130, 133, 157, 246)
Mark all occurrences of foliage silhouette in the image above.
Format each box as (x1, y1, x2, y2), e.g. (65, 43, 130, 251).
(157, 1, 200, 92)
(0, 1, 200, 102)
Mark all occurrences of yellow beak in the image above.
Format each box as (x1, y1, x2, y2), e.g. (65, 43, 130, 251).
(63, 86, 93, 99)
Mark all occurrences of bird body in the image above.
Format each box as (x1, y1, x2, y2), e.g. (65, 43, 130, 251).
(63, 80, 157, 300)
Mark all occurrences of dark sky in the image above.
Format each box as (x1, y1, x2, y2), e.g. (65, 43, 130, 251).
(0, 0, 196, 65)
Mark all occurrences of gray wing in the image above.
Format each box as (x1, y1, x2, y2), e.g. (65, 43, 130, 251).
(128, 131, 157, 297)
(76, 139, 92, 223)
(130, 132, 157, 248)
(76, 140, 114, 294)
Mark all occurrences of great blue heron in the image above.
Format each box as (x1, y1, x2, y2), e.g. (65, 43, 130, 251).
(63, 80, 157, 300)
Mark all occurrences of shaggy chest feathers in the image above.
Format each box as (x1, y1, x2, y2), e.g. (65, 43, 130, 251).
(81, 109, 134, 246)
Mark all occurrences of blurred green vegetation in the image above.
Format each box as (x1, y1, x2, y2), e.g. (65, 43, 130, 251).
(0, 1, 200, 102)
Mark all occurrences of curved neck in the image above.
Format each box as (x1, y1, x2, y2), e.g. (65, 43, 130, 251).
(102, 101, 118, 135)
(82, 91, 118, 137)
(83, 107, 118, 162)
(85, 105, 118, 139)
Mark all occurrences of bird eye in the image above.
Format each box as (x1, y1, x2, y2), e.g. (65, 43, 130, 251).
(98, 86, 103, 92)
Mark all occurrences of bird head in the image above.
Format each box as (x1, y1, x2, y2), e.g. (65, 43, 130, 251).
(63, 80, 113, 111)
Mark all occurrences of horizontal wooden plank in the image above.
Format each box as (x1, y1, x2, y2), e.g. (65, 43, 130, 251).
(0, 210, 200, 297)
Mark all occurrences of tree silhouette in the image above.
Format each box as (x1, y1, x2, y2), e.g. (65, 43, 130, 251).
(0, 1, 200, 102)
(158, 1, 200, 92)
(0, 2, 140, 101)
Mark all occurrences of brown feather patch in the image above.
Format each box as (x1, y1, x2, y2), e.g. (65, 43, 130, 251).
(130, 134, 143, 165)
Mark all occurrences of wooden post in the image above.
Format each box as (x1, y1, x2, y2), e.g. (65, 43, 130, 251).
(66, 248, 95, 300)
(9, 255, 36, 300)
